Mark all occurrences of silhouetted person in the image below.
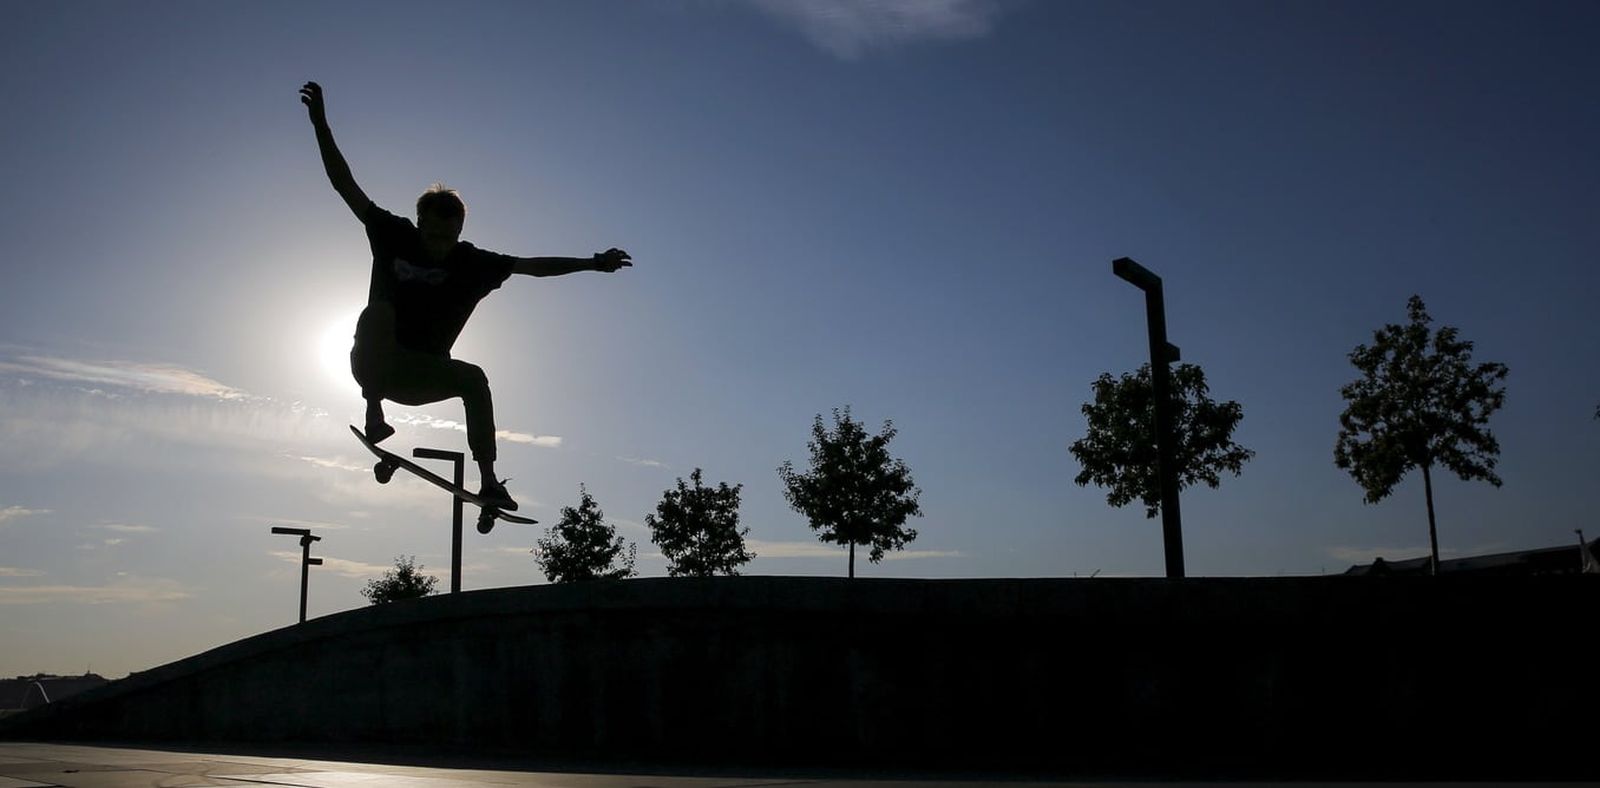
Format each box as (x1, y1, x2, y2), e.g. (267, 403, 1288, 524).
(301, 81, 631, 510)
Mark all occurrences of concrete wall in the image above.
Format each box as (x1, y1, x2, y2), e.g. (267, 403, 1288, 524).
(3, 576, 1594, 779)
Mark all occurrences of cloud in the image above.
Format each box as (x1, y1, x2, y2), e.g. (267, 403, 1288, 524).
(0, 355, 245, 399)
(0, 362, 335, 472)
(618, 456, 669, 469)
(269, 550, 392, 579)
(751, 0, 1005, 59)
(485, 546, 535, 556)
(0, 506, 51, 524)
(745, 539, 844, 559)
(240, 515, 358, 532)
(882, 549, 966, 561)
(390, 413, 562, 448)
(292, 454, 371, 473)
(98, 523, 158, 533)
(0, 567, 45, 578)
(499, 431, 562, 448)
(0, 576, 192, 605)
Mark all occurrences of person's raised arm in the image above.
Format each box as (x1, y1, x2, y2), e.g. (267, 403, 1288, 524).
(300, 81, 372, 220)
(512, 248, 633, 277)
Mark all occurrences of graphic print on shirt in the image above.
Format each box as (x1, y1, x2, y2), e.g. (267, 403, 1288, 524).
(393, 257, 448, 285)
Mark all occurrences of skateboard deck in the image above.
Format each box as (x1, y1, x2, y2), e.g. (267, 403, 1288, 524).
(350, 425, 537, 531)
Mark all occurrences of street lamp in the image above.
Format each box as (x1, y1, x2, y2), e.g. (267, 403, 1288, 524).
(1112, 257, 1185, 579)
(413, 447, 465, 594)
(270, 526, 323, 623)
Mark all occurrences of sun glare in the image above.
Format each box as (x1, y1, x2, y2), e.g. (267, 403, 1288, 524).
(317, 309, 362, 395)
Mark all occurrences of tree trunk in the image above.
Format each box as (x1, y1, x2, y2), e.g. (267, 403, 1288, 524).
(1422, 462, 1440, 576)
(848, 542, 855, 578)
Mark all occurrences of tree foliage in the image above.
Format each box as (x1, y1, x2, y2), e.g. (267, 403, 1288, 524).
(646, 468, 754, 577)
(777, 407, 922, 577)
(534, 485, 637, 583)
(1069, 362, 1254, 517)
(1334, 295, 1508, 572)
(361, 555, 438, 605)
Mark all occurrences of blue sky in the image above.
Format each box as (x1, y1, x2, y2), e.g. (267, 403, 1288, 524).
(3, 0, 1598, 678)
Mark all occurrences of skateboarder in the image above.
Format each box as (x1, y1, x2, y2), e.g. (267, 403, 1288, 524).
(301, 81, 631, 510)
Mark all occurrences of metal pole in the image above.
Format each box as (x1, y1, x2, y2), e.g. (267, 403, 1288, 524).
(415, 447, 466, 593)
(299, 536, 311, 623)
(272, 527, 321, 624)
(1112, 257, 1185, 578)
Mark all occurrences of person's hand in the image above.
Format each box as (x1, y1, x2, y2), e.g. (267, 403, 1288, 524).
(300, 81, 328, 127)
(593, 248, 632, 272)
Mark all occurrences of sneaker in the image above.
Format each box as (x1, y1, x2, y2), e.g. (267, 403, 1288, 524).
(363, 419, 396, 444)
(477, 478, 518, 511)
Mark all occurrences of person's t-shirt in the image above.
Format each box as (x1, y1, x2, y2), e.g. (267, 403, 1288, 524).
(363, 204, 515, 356)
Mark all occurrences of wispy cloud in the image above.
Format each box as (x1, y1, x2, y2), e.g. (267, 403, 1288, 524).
(618, 456, 669, 469)
(499, 430, 562, 448)
(0, 567, 45, 578)
(0, 576, 192, 605)
(0, 506, 51, 524)
(269, 550, 393, 579)
(98, 523, 158, 533)
(751, 0, 1006, 59)
(292, 454, 371, 473)
(0, 355, 245, 399)
(241, 515, 358, 532)
(746, 540, 843, 559)
(882, 548, 966, 561)
(0, 355, 334, 472)
(390, 413, 562, 448)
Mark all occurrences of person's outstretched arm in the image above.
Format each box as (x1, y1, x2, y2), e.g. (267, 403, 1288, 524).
(512, 248, 632, 277)
(300, 81, 372, 220)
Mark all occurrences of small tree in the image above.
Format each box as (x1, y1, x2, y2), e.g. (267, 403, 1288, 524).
(646, 468, 754, 577)
(1334, 295, 1509, 575)
(534, 485, 637, 583)
(778, 407, 922, 578)
(361, 555, 438, 605)
(1070, 362, 1254, 517)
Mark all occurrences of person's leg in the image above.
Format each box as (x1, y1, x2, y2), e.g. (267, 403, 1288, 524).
(382, 354, 514, 509)
(349, 302, 398, 442)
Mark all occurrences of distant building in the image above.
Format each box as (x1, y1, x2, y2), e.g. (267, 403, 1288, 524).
(0, 673, 109, 717)
(1345, 537, 1600, 576)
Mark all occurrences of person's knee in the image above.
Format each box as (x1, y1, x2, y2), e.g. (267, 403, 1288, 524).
(355, 302, 397, 340)
(459, 362, 489, 392)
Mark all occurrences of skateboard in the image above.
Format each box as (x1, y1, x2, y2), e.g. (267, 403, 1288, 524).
(350, 425, 537, 533)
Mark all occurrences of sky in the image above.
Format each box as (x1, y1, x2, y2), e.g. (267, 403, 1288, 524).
(2, 0, 1598, 678)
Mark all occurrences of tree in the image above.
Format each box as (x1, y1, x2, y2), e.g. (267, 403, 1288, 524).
(646, 468, 754, 577)
(777, 407, 922, 578)
(1334, 295, 1509, 575)
(534, 485, 637, 583)
(361, 555, 438, 605)
(1070, 362, 1254, 517)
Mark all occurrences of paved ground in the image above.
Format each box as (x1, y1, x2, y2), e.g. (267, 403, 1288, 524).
(4, 742, 1575, 787)
(3, 742, 1107, 787)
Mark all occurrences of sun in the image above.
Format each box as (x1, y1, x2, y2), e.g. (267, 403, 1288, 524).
(317, 309, 362, 395)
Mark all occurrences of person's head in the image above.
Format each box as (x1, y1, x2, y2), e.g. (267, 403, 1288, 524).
(416, 183, 466, 257)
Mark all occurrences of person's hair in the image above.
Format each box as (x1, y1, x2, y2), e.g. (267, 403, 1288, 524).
(416, 183, 466, 222)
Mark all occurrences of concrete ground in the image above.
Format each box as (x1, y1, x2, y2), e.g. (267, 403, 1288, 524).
(2, 742, 1104, 787)
(1, 742, 1563, 787)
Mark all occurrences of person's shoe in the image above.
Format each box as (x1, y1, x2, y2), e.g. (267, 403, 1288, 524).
(477, 478, 518, 511)
(363, 419, 396, 444)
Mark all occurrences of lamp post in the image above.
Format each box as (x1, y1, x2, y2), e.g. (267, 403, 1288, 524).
(270, 526, 323, 623)
(413, 447, 465, 594)
(1112, 257, 1185, 579)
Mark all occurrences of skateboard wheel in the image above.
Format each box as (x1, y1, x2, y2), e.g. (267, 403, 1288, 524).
(476, 512, 496, 535)
(375, 460, 398, 484)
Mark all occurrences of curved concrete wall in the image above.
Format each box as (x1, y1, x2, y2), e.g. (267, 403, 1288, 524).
(3, 576, 1595, 779)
